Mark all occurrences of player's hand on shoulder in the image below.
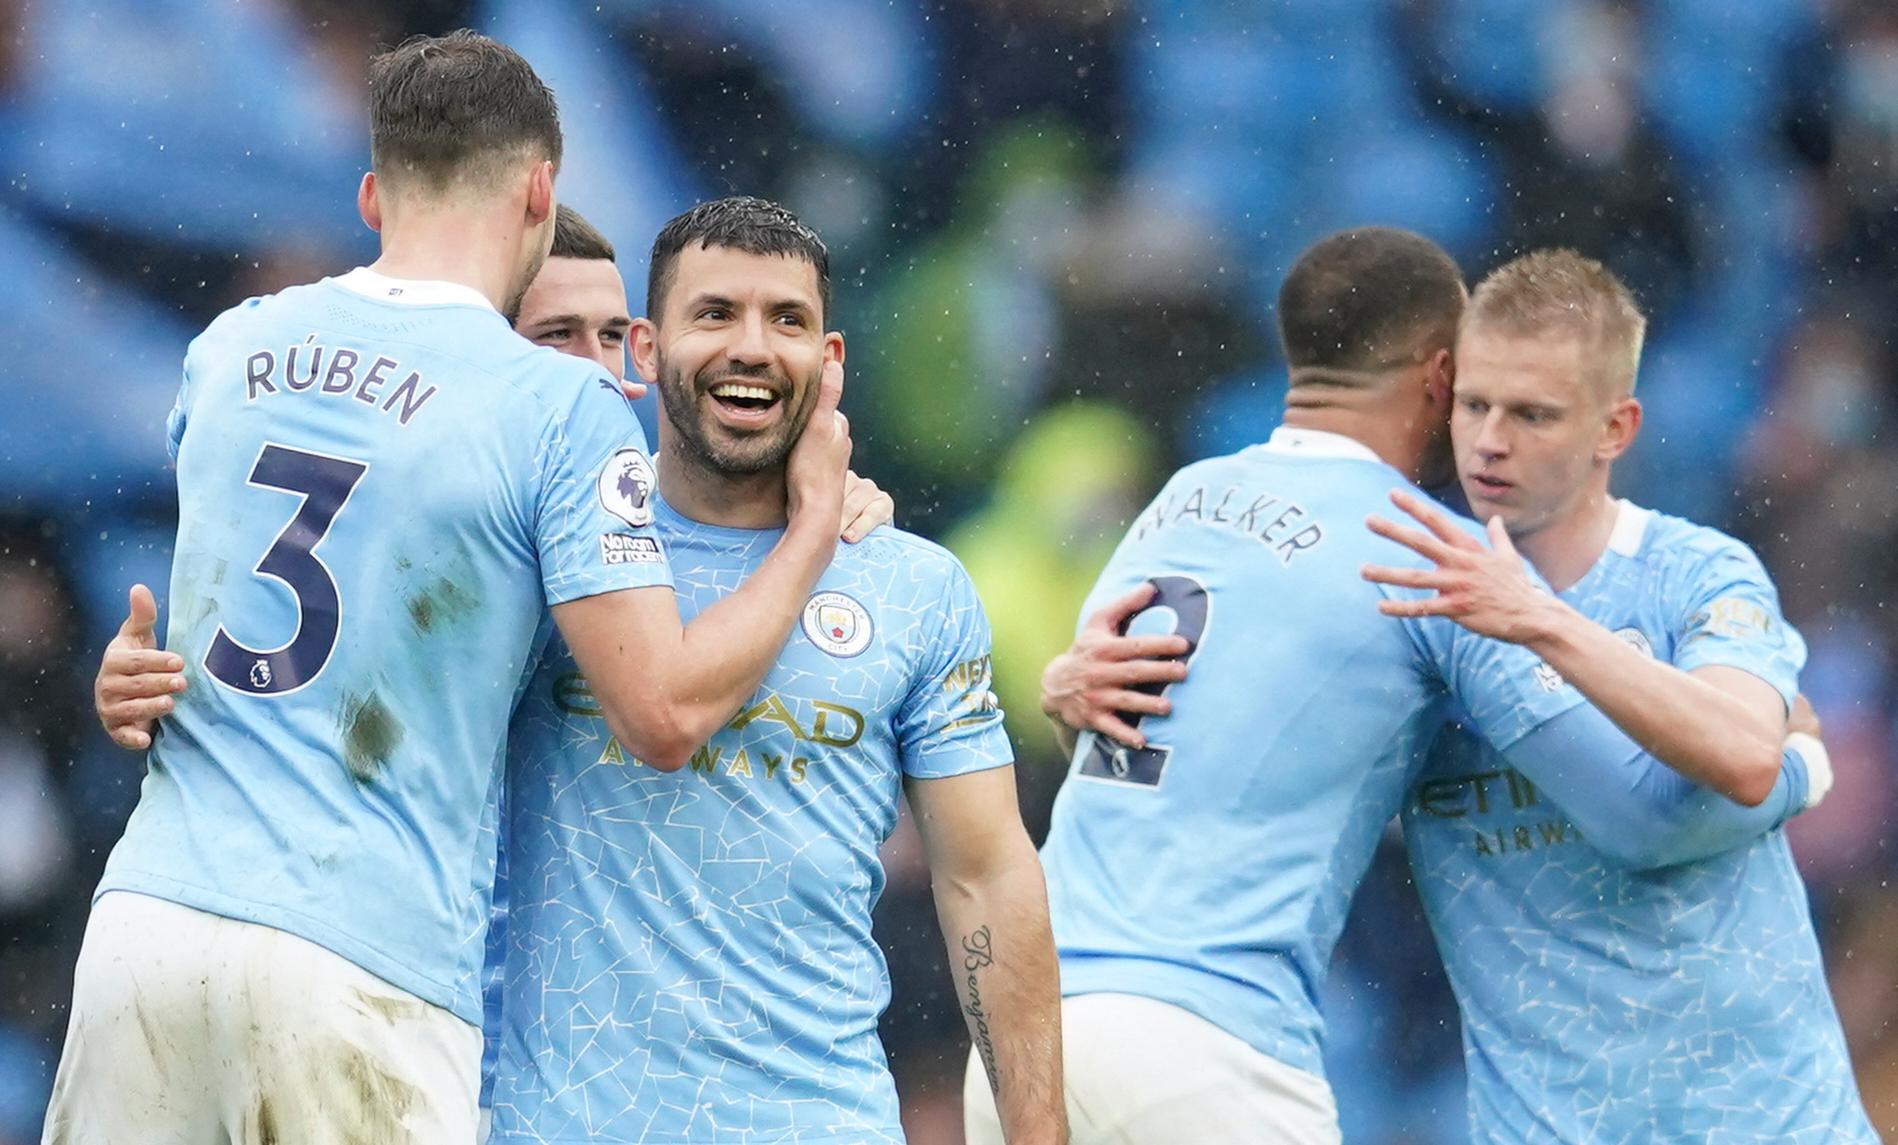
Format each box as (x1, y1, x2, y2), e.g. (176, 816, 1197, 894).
(1786, 694, 1834, 810)
(787, 359, 851, 527)
(840, 470, 894, 543)
(1041, 581, 1190, 749)
(95, 584, 188, 751)
(1789, 693, 1822, 739)
(1361, 489, 1562, 644)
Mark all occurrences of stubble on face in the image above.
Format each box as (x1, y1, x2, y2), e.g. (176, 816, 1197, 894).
(657, 353, 820, 476)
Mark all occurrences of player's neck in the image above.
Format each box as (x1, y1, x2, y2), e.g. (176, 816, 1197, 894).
(369, 213, 525, 314)
(1279, 406, 1421, 478)
(656, 443, 790, 531)
(1514, 486, 1619, 593)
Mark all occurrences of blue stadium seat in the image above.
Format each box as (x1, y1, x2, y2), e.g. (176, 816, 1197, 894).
(480, 0, 697, 285)
(0, 210, 191, 506)
(12, 0, 366, 252)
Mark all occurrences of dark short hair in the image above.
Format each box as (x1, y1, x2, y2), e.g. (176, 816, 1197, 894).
(368, 30, 561, 192)
(646, 197, 830, 321)
(1277, 227, 1466, 382)
(550, 204, 617, 262)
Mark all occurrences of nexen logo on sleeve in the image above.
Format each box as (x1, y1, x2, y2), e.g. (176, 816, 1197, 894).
(601, 533, 663, 565)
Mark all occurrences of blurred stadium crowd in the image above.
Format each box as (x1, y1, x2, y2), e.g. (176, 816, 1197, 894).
(0, 0, 1894, 1141)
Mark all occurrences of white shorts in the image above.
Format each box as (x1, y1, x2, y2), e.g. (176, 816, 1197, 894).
(964, 992, 1342, 1145)
(43, 891, 480, 1145)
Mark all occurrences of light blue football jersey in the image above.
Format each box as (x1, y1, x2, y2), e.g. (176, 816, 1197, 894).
(100, 269, 671, 1023)
(1403, 501, 1875, 1144)
(1039, 427, 1590, 1078)
(488, 494, 1011, 1145)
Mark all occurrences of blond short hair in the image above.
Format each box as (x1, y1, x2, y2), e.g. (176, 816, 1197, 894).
(1464, 249, 1647, 398)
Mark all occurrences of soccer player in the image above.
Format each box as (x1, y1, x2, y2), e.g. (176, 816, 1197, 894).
(50, 34, 848, 1144)
(1367, 250, 1873, 1143)
(486, 198, 1064, 1144)
(98, 199, 1066, 1144)
(971, 229, 1823, 1145)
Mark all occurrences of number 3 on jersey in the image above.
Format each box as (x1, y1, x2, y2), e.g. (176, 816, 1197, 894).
(1077, 575, 1209, 788)
(205, 444, 369, 696)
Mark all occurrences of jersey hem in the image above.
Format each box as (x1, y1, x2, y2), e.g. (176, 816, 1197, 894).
(542, 565, 673, 607)
(903, 749, 1014, 781)
(1672, 647, 1799, 709)
(92, 878, 479, 1024)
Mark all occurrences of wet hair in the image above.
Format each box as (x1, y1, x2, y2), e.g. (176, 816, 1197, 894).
(646, 196, 830, 321)
(550, 204, 616, 262)
(1465, 249, 1648, 397)
(1277, 227, 1467, 385)
(368, 30, 561, 193)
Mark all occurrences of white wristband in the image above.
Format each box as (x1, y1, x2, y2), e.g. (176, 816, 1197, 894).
(1785, 731, 1833, 811)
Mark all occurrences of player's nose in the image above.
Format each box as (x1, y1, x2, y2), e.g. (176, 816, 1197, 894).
(724, 313, 773, 367)
(1472, 410, 1510, 457)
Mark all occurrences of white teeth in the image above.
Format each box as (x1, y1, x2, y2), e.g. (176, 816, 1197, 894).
(710, 383, 777, 402)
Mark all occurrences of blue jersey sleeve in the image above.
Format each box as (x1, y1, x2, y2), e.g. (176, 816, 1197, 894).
(1397, 607, 1587, 752)
(532, 370, 673, 605)
(896, 562, 1013, 780)
(1499, 707, 1807, 870)
(1672, 541, 1805, 709)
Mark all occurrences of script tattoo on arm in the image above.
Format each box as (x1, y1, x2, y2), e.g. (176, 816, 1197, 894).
(962, 923, 1001, 1094)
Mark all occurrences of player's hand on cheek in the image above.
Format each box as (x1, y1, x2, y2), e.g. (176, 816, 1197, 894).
(95, 584, 188, 751)
(840, 471, 894, 543)
(786, 360, 851, 526)
(618, 378, 648, 402)
(1360, 488, 1562, 644)
(1040, 581, 1191, 748)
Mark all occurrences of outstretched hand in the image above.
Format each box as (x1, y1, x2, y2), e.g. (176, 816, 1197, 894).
(1360, 489, 1558, 645)
(1040, 582, 1191, 749)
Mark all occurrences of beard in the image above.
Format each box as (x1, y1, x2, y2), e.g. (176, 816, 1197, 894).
(658, 354, 820, 476)
(502, 243, 550, 326)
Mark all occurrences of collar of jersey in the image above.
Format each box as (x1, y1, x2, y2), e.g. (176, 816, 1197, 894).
(1260, 425, 1384, 464)
(1564, 498, 1654, 600)
(331, 267, 497, 312)
(1606, 498, 1651, 557)
(651, 490, 785, 548)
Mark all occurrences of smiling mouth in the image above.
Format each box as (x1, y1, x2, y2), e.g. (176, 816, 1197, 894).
(707, 380, 783, 418)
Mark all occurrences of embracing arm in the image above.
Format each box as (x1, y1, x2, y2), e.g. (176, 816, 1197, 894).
(553, 364, 851, 770)
(909, 767, 1066, 1145)
(1515, 608, 1786, 806)
(1364, 490, 1785, 805)
(1495, 708, 1814, 870)
(1038, 583, 1191, 758)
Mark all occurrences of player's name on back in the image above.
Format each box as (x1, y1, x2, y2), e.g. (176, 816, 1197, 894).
(1132, 481, 1325, 565)
(242, 336, 439, 425)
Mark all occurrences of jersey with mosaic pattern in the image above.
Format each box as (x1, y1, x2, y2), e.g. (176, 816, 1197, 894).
(99, 269, 669, 1023)
(1403, 501, 1874, 1144)
(487, 495, 1011, 1144)
(1038, 427, 1595, 1080)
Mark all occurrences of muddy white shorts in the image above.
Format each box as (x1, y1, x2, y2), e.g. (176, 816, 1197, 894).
(963, 991, 1342, 1145)
(43, 890, 480, 1144)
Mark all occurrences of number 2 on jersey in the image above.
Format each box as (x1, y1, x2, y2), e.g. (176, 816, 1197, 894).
(205, 444, 369, 696)
(1077, 575, 1209, 787)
